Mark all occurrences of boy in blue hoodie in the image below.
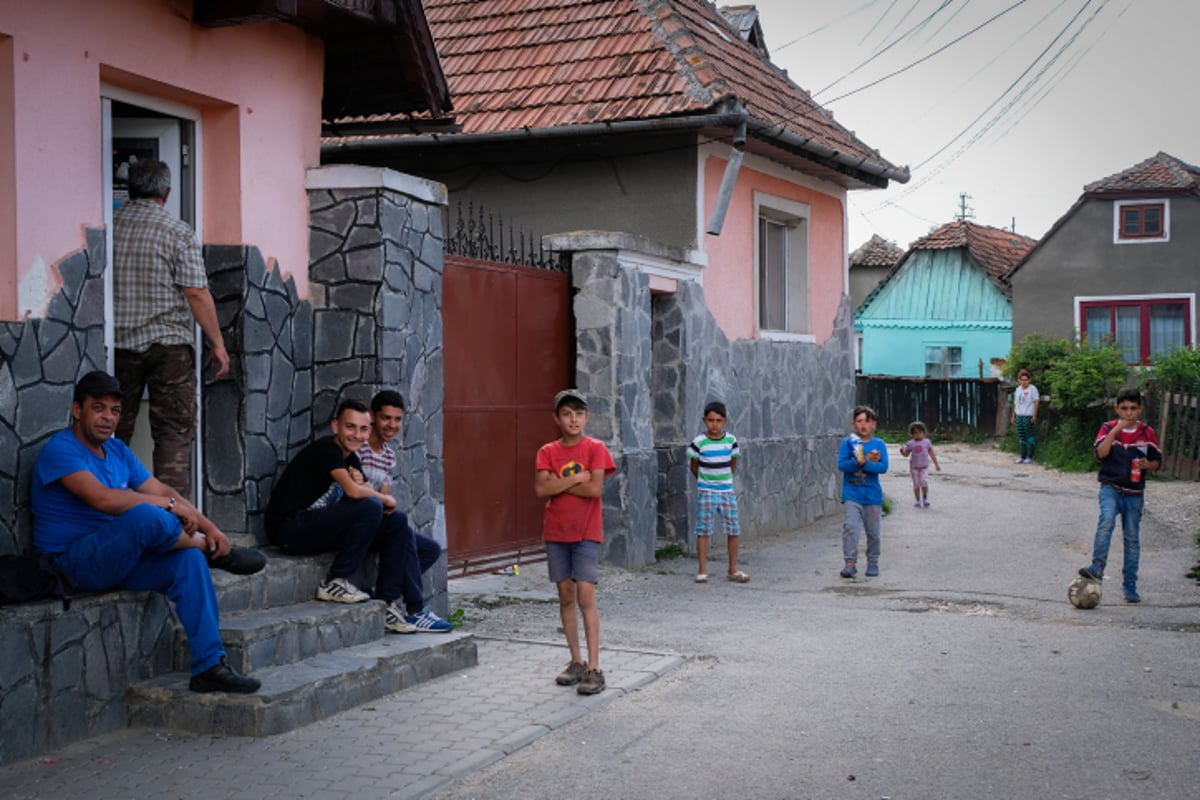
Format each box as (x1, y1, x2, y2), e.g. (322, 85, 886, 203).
(837, 405, 889, 578)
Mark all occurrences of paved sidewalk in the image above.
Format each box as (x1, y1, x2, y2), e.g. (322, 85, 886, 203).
(2, 638, 684, 800)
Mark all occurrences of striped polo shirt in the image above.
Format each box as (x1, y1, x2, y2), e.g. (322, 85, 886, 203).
(689, 433, 739, 492)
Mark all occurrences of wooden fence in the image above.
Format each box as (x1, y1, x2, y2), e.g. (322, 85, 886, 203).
(855, 376, 1007, 436)
(1143, 383, 1200, 481)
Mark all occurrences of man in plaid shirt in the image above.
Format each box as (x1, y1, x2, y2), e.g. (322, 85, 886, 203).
(113, 159, 229, 497)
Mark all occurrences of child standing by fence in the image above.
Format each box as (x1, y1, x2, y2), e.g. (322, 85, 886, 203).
(899, 420, 941, 507)
(1011, 368, 1040, 463)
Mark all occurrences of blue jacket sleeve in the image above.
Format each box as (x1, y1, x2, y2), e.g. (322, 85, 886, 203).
(836, 438, 859, 473)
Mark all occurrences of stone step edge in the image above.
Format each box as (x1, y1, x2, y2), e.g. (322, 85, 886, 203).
(198, 600, 389, 674)
(130, 631, 477, 738)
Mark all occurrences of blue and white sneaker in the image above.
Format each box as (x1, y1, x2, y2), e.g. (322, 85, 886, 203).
(404, 609, 454, 633)
(1078, 563, 1103, 581)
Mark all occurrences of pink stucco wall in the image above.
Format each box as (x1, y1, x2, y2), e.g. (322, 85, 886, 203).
(0, 0, 323, 319)
(702, 155, 847, 343)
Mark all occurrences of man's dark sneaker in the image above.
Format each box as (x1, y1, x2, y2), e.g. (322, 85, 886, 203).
(209, 546, 267, 576)
(1123, 582, 1141, 603)
(865, 563, 880, 577)
(189, 657, 261, 694)
(1078, 563, 1103, 581)
(840, 562, 857, 578)
(577, 668, 606, 695)
(556, 660, 587, 686)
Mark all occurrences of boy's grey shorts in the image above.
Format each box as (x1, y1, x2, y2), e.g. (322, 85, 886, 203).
(546, 540, 600, 584)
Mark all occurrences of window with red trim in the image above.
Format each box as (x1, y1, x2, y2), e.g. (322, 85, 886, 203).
(1118, 203, 1164, 239)
(1080, 298, 1191, 364)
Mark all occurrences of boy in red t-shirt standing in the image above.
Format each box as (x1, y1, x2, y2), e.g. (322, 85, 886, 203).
(535, 389, 616, 695)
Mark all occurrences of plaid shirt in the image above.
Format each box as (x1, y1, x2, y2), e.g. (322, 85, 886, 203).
(113, 199, 208, 352)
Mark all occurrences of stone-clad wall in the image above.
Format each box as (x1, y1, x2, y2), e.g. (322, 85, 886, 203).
(307, 166, 449, 611)
(654, 280, 851, 545)
(546, 232, 851, 565)
(568, 246, 658, 569)
(0, 228, 107, 555)
(0, 229, 180, 766)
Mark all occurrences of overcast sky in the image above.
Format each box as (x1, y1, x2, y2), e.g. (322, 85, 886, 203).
(747, 0, 1199, 249)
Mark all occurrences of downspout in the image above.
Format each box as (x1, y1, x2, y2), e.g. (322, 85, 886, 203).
(705, 111, 748, 236)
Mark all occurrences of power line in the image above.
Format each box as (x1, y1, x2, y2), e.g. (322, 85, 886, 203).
(911, 0, 1097, 173)
(820, 0, 1028, 106)
(818, 0, 956, 97)
(881, 0, 1108, 206)
(774, 0, 884, 52)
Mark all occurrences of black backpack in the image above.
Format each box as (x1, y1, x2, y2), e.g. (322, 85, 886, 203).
(0, 553, 77, 610)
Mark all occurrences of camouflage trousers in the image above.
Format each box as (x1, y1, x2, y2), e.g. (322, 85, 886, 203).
(115, 344, 196, 497)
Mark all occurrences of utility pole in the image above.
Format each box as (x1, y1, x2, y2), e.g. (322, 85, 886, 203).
(955, 192, 974, 221)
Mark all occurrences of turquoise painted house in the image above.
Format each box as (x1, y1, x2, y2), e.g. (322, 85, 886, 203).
(856, 221, 1036, 377)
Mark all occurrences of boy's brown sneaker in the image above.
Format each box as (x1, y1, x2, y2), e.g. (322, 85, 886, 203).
(577, 668, 606, 695)
(555, 660, 587, 686)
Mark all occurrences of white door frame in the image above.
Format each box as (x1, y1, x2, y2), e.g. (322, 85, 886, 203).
(100, 85, 206, 506)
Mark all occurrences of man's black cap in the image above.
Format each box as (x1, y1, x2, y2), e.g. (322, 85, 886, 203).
(73, 370, 124, 403)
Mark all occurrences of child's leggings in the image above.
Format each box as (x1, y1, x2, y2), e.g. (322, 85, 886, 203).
(1015, 415, 1035, 460)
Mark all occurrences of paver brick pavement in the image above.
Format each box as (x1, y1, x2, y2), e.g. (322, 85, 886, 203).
(0, 637, 684, 800)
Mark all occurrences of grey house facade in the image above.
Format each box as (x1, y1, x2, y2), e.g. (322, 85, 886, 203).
(1007, 152, 1199, 364)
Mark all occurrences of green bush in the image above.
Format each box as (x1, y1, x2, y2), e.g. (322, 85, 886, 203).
(1003, 334, 1074, 382)
(1003, 335, 1131, 472)
(1042, 344, 1129, 411)
(1147, 344, 1200, 389)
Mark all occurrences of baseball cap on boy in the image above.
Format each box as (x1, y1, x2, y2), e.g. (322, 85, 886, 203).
(554, 389, 587, 411)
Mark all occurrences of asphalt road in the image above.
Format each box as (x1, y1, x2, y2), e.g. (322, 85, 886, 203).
(436, 443, 1200, 800)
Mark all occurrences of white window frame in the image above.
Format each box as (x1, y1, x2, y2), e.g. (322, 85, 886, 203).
(753, 191, 813, 342)
(1112, 198, 1170, 245)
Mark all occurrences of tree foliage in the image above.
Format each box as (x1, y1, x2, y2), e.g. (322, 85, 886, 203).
(1003, 334, 1074, 383)
(1042, 344, 1129, 411)
(1146, 344, 1200, 391)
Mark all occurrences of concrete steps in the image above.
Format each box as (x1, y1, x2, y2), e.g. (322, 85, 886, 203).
(129, 632, 476, 737)
(131, 550, 476, 737)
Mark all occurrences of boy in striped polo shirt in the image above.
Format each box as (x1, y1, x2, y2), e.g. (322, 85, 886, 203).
(688, 401, 747, 583)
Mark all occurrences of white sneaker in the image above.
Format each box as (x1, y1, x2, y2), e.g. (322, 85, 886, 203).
(384, 602, 418, 634)
(316, 577, 370, 604)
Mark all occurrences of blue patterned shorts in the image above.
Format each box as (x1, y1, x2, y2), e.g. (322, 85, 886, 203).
(696, 490, 740, 537)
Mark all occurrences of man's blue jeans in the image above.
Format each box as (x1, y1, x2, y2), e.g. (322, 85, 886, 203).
(1090, 484, 1143, 585)
(277, 497, 441, 614)
(51, 504, 225, 675)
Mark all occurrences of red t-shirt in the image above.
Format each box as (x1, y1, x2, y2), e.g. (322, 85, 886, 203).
(536, 436, 616, 543)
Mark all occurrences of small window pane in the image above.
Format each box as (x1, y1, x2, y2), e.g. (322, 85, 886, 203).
(1122, 210, 1140, 236)
(1149, 303, 1186, 357)
(1084, 305, 1110, 347)
(759, 218, 787, 330)
(1115, 306, 1140, 363)
(1142, 208, 1161, 234)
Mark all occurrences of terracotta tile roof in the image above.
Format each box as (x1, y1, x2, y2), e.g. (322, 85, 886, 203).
(1084, 151, 1200, 196)
(342, 0, 906, 188)
(850, 234, 904, 268)
(910, 220, 1036, 286)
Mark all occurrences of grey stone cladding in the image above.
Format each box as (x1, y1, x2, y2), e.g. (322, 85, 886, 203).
(652, 281, 851, 547)
(547, 232, 851, 565)
(0, 227, 107, 556)
(0, 168, 450, 765)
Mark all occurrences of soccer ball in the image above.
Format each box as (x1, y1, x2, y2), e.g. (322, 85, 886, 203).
(1068, 576, 1102, 609)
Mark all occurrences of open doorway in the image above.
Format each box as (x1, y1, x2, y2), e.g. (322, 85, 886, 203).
(101, 89, 205, 505)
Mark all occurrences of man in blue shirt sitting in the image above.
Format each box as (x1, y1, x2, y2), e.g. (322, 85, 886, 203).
(31, 370, 261, 693)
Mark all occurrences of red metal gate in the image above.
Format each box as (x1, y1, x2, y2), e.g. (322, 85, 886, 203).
(442, 254, 573, 574)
